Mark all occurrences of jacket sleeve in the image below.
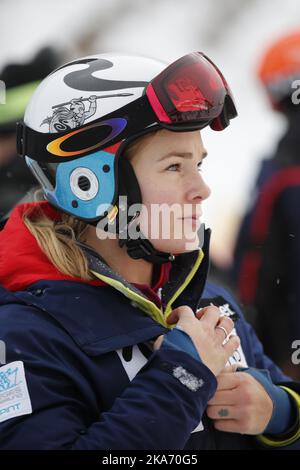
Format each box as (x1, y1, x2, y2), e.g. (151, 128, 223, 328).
(0, 305, 217, 450)
(215, 285, 300, 449)
(244, 319, 300, 449)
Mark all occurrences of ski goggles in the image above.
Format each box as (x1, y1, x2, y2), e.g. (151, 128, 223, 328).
(147, 51, 237, 130)
(17, 52, 237, 163)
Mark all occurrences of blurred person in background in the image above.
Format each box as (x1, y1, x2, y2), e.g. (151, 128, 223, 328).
(232, 31, 300, 379)
(0, 47, 61, 223)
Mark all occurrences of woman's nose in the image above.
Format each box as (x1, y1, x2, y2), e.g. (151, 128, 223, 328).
(200, 176, 211, 201)
(187, 172, 211, 202)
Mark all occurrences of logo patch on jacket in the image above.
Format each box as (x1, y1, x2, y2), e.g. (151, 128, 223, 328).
(116, 344, 151, 381)
(0, 361, 32, 423)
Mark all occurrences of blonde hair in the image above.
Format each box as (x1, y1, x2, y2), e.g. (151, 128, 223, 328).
(23, 205, 94, 280)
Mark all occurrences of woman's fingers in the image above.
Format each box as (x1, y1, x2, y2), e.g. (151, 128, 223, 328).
(198, 305, 220, 326)
(164, 304, 241, 377)
(166, 305, 194, 325)
(195, 308, 206, 320)
(215, 316, 234, 342)
(196, 307, 235, 342)
(223, 335, 240, 359)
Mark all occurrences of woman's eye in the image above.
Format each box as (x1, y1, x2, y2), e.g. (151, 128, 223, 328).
(166, 163, 180, 171)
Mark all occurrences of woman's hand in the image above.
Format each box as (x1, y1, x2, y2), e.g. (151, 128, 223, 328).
(154, 305, 240, 377)
(206, 368, 273, 434)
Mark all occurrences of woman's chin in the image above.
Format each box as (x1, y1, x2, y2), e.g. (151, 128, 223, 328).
(151, 235, 200, 255)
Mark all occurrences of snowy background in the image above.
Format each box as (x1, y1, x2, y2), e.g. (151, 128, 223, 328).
(1, 0, 300, 266)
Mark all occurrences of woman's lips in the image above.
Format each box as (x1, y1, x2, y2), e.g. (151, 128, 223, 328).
(181, 214, 202, 220)
(181, 216, 201, 229)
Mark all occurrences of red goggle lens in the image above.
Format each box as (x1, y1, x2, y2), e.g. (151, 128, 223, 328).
(148, 52, 236, 127)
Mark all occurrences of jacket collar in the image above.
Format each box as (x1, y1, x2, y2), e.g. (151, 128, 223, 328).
(81, 227, 210, 328)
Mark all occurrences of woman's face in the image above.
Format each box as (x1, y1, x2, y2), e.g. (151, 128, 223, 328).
(129, 129, 211, 254)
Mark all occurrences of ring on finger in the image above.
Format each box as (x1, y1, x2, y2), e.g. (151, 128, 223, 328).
(215, 325, 228, 341)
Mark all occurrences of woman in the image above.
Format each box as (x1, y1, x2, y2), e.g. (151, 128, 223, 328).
(0, 52, 299, 450)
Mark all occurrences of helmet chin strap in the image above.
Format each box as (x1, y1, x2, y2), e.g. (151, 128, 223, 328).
(118, 225, 175, 264)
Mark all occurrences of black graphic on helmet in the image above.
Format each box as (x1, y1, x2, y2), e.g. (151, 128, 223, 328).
(40, 93, 133, 132)
(61, 58, 149, 92)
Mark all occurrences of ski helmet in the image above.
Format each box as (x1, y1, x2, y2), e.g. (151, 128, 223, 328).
(258, 30, 300, 110)
(17, 52, 237, 263)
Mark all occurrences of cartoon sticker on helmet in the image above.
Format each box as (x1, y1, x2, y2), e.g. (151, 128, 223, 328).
(40, 93, 133, 132)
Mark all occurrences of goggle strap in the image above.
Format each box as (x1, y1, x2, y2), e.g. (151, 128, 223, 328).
(17, 94, 157, 163)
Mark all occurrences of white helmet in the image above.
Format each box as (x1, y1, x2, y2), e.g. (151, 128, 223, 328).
(17, 52, 237, 263)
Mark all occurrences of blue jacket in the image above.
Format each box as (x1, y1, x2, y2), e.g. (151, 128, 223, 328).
(0, 203, 300, 450)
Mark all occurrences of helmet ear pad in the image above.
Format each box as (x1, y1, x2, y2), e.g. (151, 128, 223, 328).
(117, 155, 142, 213)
